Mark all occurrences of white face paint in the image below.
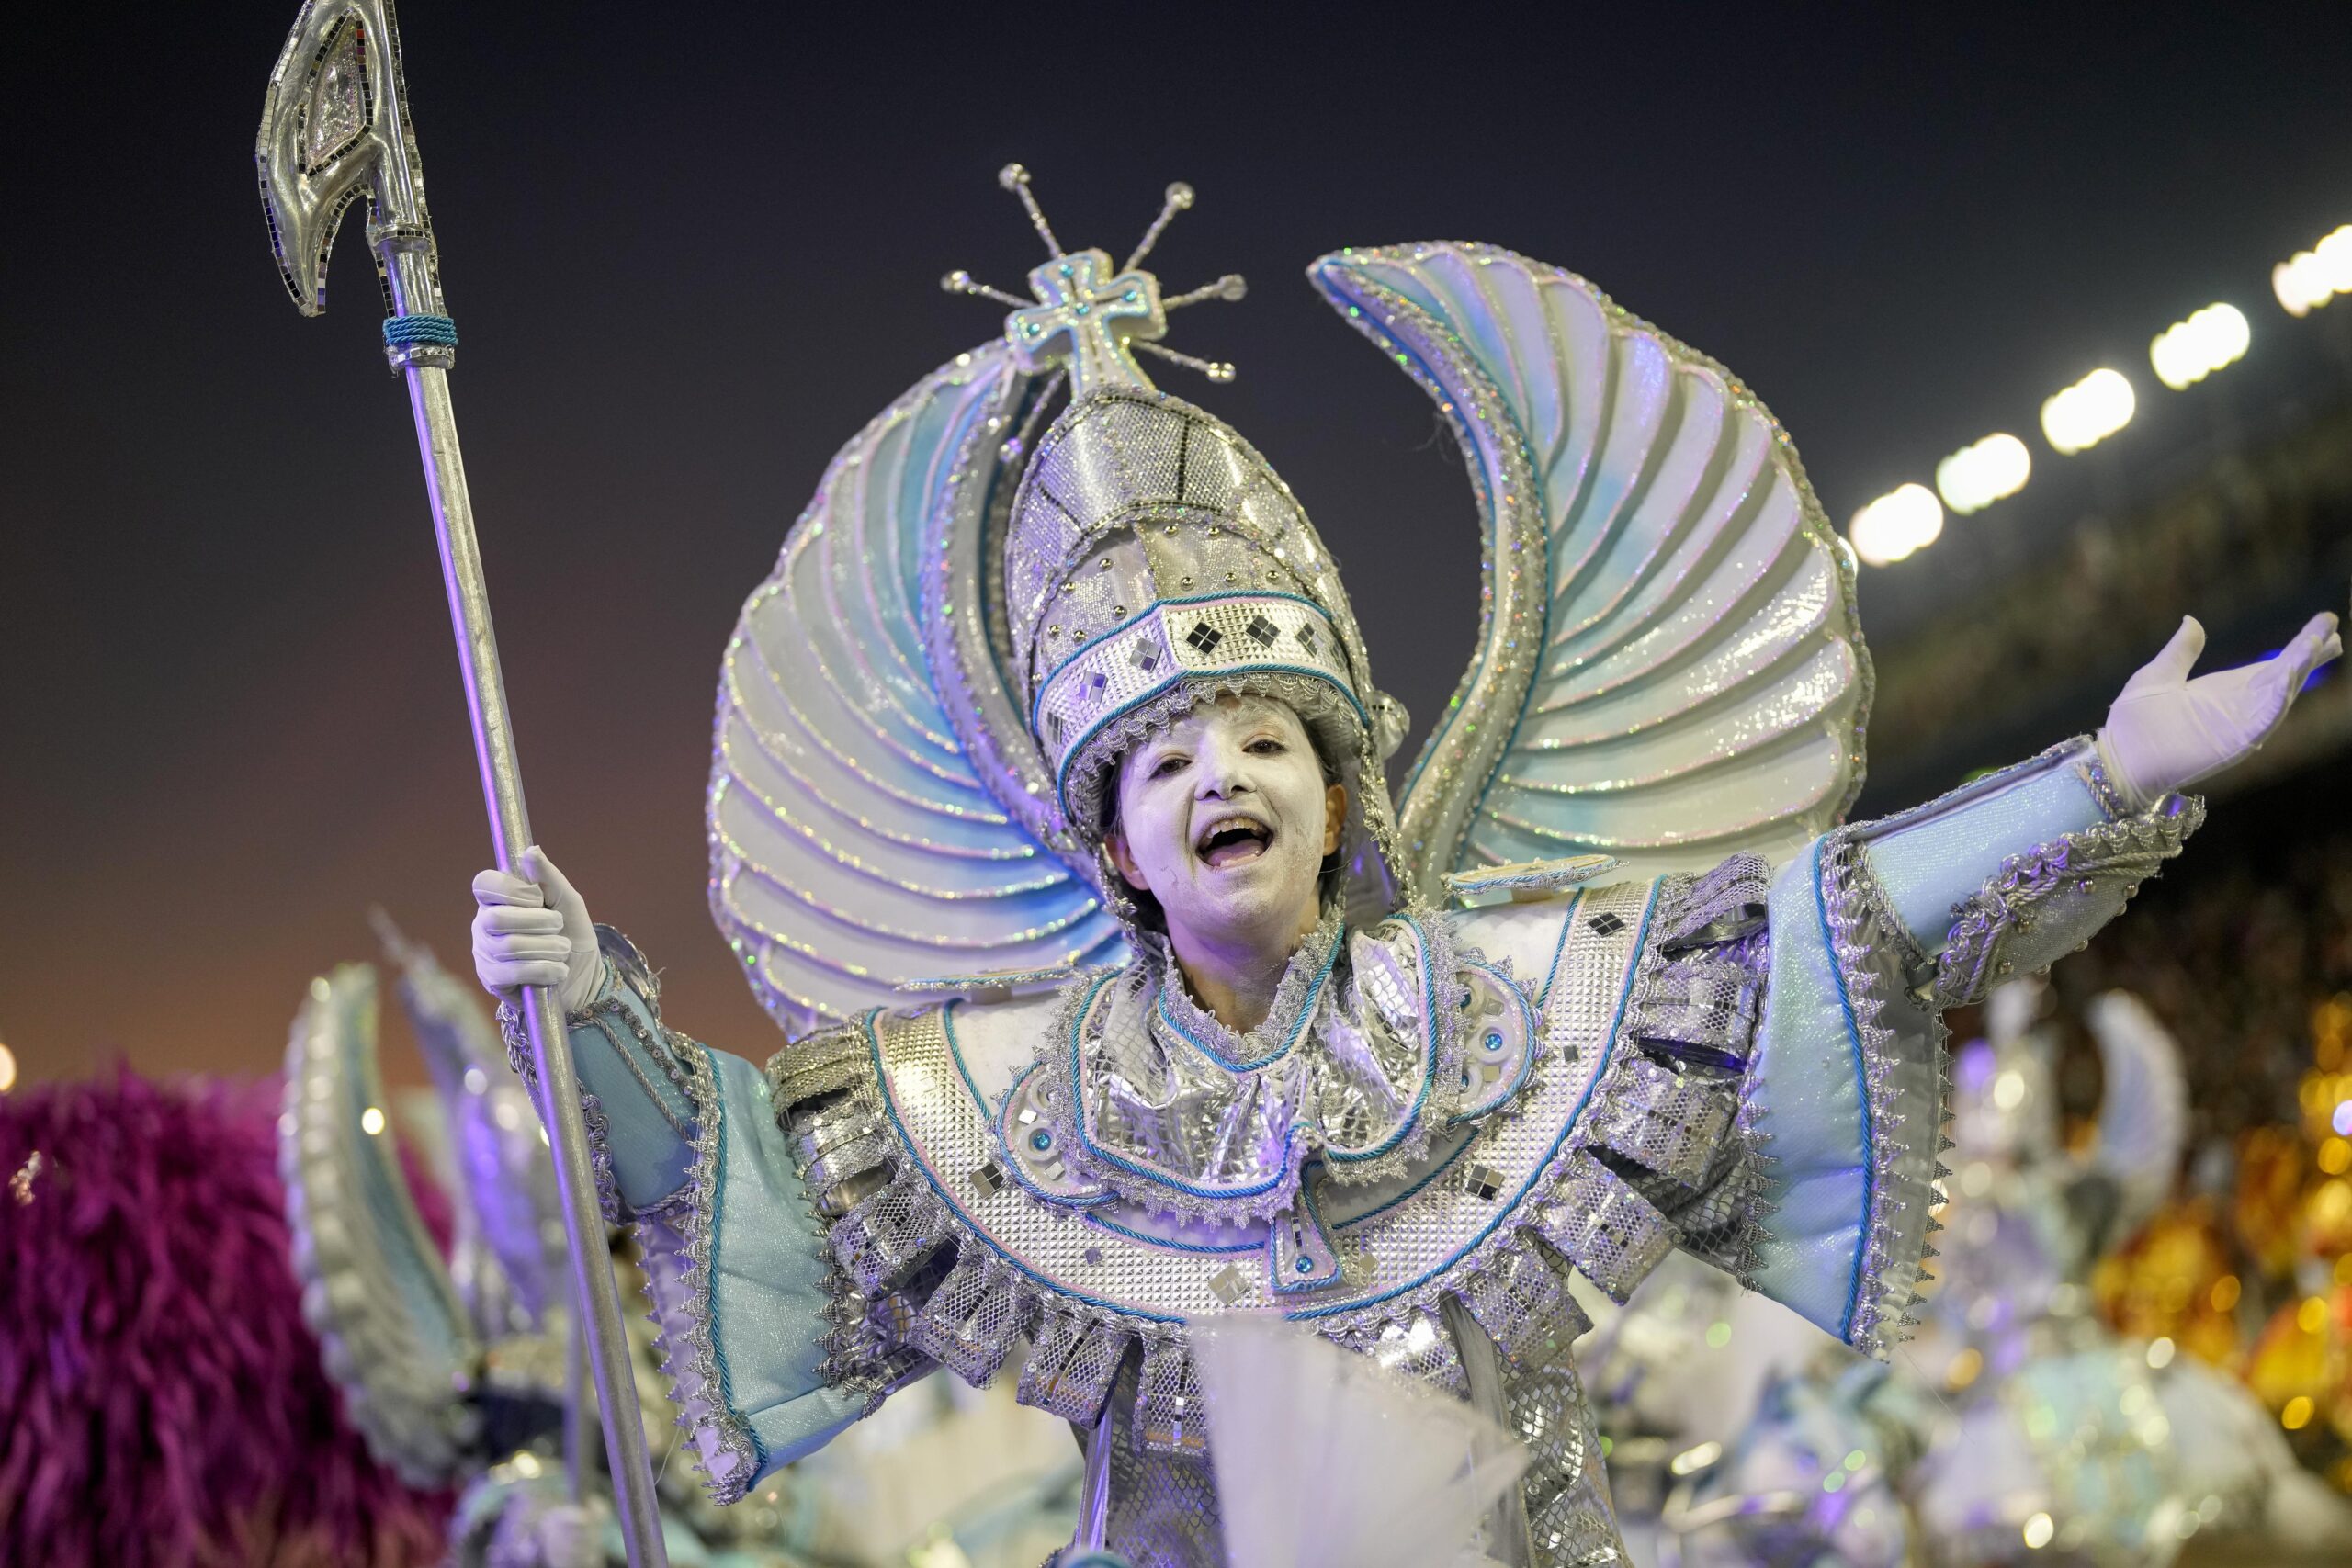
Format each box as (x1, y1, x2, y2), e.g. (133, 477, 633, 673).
(1105, 694, 1346, 965)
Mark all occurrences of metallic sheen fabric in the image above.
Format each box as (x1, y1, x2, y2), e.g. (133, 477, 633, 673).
(616, 775, 2190, 1562)
(1035, 912, 1473, 1223)
(708, 233, 1871, 1040)
(1002, 383, 1413, 924)
(763, 869, 1787, 1566)
(1310, 244, 1869, 890)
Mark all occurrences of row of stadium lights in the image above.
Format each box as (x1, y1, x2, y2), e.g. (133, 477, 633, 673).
(1850, 223, 2352, 567)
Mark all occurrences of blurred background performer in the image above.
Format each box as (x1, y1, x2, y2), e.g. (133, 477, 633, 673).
(278, 925, 1079, 1568)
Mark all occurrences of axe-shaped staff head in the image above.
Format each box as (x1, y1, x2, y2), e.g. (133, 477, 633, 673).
(257, 0, 450, 367)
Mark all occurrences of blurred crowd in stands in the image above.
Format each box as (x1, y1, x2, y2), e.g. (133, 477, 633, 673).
(1868, 403, 2352, 795)
(2027, 763, 2352, 1483)
(2060, 818, 2352, 1152)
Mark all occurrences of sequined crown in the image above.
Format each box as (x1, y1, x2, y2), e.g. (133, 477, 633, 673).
(944, 167, 1407, 864)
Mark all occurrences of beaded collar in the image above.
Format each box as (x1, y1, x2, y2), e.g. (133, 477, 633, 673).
(1026, 908, 1464, 1224)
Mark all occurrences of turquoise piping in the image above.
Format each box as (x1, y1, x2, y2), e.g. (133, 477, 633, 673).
(863, 1014, 1183, 1325)
(940, 1002, 989, 1111)
(1809, 838, 1876, 1345)
(1084, 1213, 1260, 1255)
(1152, 933, 1339, 1072)
(1538, 891, 1589, 1005)
(1028, 590, 1350, 731)
(1289, 882, 1659, 1322)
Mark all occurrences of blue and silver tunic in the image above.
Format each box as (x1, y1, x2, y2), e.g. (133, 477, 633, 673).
(528, 738, 2198, 1568)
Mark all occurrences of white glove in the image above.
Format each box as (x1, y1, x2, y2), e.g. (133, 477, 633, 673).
(470, 846, 604, 1013)
(2097, 611, 2340, 808)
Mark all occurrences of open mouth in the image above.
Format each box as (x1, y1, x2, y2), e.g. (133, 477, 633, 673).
(1194, 817, 1273, 869)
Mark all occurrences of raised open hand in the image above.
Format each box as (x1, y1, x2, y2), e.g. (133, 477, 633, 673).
(2097, 611, 2341, 808)
(469, 846, 603, 1012)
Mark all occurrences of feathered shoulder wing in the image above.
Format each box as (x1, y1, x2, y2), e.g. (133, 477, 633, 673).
(708, 344, 1126, 1036)
(1313, 243, 1871, 886)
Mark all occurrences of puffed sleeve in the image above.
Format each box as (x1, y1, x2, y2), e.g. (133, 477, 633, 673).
(501, 930, 902, 1502)
(1745, 738, 2200, 1356)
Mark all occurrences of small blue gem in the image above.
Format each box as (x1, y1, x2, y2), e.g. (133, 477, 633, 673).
(1484, 1031, 1505, 1054)
(1295, 1256, 1314, 1274)
(1074, 302, 1091, 316)
(1059, 263, 1075, 277)
(1030, 1130, 1053, 1152)
(1124, 288, 1139, 302)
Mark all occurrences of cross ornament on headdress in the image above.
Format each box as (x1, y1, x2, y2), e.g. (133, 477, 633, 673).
(1007, 249, 1166, 394)
(942, 164, 1248, 400)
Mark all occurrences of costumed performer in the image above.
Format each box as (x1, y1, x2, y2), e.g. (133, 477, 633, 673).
(467, 173, 2343, 1568)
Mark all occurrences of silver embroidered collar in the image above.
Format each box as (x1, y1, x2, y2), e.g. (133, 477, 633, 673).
(1150, 908, 1345, 1072)
(1035, 908, 1464, 1224)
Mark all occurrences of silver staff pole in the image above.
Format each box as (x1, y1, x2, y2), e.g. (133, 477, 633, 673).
(257, 7, 668, 1563)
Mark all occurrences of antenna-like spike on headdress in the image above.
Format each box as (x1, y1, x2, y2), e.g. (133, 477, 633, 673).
(1125, 182, 1195, 271)
(1162, 274, 1249, 311)
(941, 269, 1033, 309)
(1135, 340, 1236, 383)
(998, 164, 1064, 257)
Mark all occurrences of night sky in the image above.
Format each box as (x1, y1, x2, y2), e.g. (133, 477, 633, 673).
(6, 6, 2349, 1089)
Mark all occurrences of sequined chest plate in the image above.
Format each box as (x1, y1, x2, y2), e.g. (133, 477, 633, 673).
(861, 881, 1660, 1339)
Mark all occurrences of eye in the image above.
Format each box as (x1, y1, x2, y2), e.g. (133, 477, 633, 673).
(1148, 753, 1188, 779)
(1246, 737, 1285, 755)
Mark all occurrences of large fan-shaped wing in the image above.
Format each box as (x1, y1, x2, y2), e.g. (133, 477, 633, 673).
(1313, 244, 1870, 886)
(280, 964, 481, 1485)
(710, 343, 1127, 1035)
(379, 918, 566, 1337)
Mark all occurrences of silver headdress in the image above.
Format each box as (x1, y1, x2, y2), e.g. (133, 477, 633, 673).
(980, 172, 1411, 921)
(710, 174, 1870, 1033)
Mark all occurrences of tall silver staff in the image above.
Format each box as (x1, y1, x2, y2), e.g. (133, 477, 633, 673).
(255, 7, 668, 1563)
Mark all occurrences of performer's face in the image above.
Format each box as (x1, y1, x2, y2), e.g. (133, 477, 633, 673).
(1105, 695, 1346, 958)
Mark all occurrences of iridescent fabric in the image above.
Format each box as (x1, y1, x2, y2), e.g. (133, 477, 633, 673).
(713, 237, 1869, 1039)
(1033, 911, 1471, 1223)
(546, 734, 2197, 1568)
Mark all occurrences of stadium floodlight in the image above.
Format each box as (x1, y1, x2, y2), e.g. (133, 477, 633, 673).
(2151, 303, 2250, 390)
(2041, 368, 2136, 455)
(2273, 224, 2352, 317)
(1934, 433, 2032, 514)
(1849, 482, 1943, 567)
(2322, 226, 2352, 291)
(2276, 254, 2330, 316)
